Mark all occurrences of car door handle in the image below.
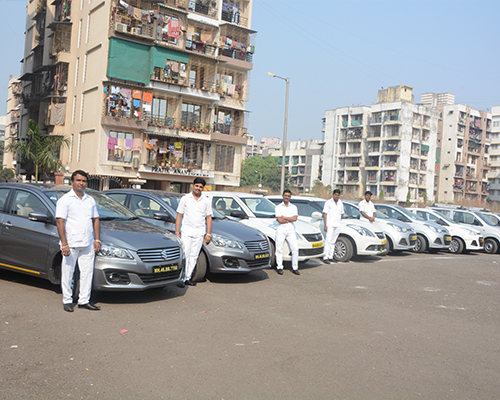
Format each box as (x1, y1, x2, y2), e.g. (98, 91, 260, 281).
(3, 221, 12, 227)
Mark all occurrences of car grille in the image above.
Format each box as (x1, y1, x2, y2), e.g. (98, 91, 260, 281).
(298, 247, 324, 256)
(244, 240, 269, 252)
(246, 258, 270, 268)
(137, 247, 181, 263)
(302, 233, 323, 242)
(137, 269, 182, 283)
(375, 232, 385, 239)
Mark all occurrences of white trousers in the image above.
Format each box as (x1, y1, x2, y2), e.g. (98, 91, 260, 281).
(324, 226, 341, 260)
(61, 244, 95, 305)
(181, 234, 204, 281)
(275, 224, 298, 271)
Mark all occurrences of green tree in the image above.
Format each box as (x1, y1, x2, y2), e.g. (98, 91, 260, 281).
(379, 188, 385, 200)
(241, 155, 290, 192)
(406, 189, 411, 207)
(0, 168, 15, 180)
(5, 120, 70, 181)
(311, 179, 332, 198)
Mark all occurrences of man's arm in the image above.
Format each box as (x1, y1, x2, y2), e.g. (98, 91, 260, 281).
(56, 218, 70, 257)
(323, 213, 328, 232)
(204, 215, 212, 244)
(92, 217, 101, 252)
(175, 213, 183, 238)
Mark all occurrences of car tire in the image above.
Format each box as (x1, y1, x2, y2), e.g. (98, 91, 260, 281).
(192, 251, 208, 282)
(334, 236, 353, 262)
(269, 241, 276, 268)
(484, 238, 499, 254)
(413, 234, 428, 253)
(449, 237, 465, 254)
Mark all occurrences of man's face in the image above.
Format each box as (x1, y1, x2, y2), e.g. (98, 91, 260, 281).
(365, 193, 372, 202)
(333, 192, 340, 201)
(193, 183, 204, 195)
(282, 192, 292, 203)
(71, 174, 87, 194)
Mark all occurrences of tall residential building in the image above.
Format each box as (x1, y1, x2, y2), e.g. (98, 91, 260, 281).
(2, 77, 22, 174)
(427, 97, 491, 203)
(245, 134, 262, 158)
(323, 85, 440, 202)
(268, 139, 323, 191)
(13, 0, 256, 191)
(260, 136, 281, 153)
(489, 106, 500, 202)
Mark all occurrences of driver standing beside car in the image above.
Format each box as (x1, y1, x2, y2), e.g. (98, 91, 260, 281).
(275, 189, 300, 275)
(359, 190, 376, 223)
(322, 189, 344, 264)
(56, 170, 101, 312)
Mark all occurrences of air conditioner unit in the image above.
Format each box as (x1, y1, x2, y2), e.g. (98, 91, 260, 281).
(115, 23, 127, 33)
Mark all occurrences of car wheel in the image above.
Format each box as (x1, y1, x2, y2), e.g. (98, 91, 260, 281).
(484, 238, 499, 254)
(192, 251, 208, 282)
(449, 237, 464, 254)
(333, 236, 353, 262)
(269, 241, 276, 268)
(413, 234, 427, 253)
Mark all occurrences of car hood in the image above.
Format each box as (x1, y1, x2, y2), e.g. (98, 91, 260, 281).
(408, 219, 449, 233)
(100, 219, 179, 251)
(212, 218, 267, 241)
(374, 218, 413, 231)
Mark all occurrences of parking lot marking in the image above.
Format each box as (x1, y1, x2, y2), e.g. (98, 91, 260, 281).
(476, 281, 498, 286)
(424, 287, 441, 292)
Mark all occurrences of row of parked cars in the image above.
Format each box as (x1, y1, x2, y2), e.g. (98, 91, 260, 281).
(1, 181, 498, 297)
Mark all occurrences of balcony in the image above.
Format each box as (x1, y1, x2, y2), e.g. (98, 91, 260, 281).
(351, 120, 362, 126)
(189, 0, 218, 18)
(342, 120, 348, 127)
(221, 4, 249, 28)
(383, 143, 398, 153)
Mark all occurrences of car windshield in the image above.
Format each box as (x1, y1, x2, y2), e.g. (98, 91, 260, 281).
(240, 197, 276, 218)
(474, 211, 496, 226)
(346, 202, 388, 219)
(395, 206, 425, 221)
(44, 190, 137, 220)
(312, 200, 325, 211)
(432, 212, 455, 224)
(160, 195, 181, 210)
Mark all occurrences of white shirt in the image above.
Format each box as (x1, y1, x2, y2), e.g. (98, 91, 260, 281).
(359, 199, 376, 221)
(176, 193, 212, 236)
(275, 202, 298, 231)
(56, 189, 99, 247)
(323, 198, 344, 227)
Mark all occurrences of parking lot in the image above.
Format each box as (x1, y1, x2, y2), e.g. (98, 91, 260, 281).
(2, 251, 500, 400)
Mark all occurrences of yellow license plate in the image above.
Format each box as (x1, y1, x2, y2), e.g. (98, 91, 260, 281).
(381, 238, 387, 245)
(255, 253, 269, 259)
(153, 264, 178, 273)
(312, 242, 323, 248)
(445, 236, 452, 242)
(480, 238, 484, 244)
(411, 235, 417, 241)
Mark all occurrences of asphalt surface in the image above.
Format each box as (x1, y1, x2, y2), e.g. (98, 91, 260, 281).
(1, 251, 500, 400)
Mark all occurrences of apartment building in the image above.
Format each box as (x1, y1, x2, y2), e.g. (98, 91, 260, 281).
(427, 98, 491, 203)
(245, 134, 261, 158)
(323, 85, 440, 202)
(267, 139, 323, 192)
(12, 0, 255, 191)
(2, 77, 22, 174)
(489, 106, 500, 202)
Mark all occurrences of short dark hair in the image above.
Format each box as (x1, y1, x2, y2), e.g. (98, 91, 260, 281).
(333, 189, 341, 195)
(283, 189, 292, 195)
(71, 170, 88, 181)
(365, 190, 372, 196)
(193, 177, 206, 186)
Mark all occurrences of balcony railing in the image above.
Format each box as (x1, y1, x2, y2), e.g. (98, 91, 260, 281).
(219, 47, 253, 63)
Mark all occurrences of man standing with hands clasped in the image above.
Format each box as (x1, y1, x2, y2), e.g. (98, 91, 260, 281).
(275, 189, 300, 275)
(322, 189, 344, 264)
(175, 177, 212, 287)
(56, 170, 101, 312)
(359, 190, 376, 223)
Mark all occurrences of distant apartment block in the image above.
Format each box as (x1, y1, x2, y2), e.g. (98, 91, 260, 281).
(323, 85, 440, 202)
(245, 134, 262, 158)
(487, 105, 500, 202)
(260, 136, 281, 153)
(2, 77, 22, 173)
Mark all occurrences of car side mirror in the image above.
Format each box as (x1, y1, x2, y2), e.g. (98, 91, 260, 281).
(311, 211, 322, 219)
(230, 210, 248, 219)
(28, 212, 50, 223)
(436, 219, 446, 226)
(153, 212, 175, 223)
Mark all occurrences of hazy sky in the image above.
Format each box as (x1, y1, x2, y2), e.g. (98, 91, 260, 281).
(2, 0, 499, 143)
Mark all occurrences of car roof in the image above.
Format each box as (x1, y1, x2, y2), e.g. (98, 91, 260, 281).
(266, 195, 327, 202)
(105, 188, 183, 197)
(204, 191, 264, 198)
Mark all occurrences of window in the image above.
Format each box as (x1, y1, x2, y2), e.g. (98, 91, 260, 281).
(0, 188, 10, 213)
(215, 145, 234, 173)
(181, 103, 201, 128)
(212, 197, 243, 216)
(11, 190, 48, 217)
(108, 131, 134, 163)
(129, 195, 166, 218)
(158, 15, 179, 44)
(293, 201, 318, 217)
(106, 193, 127, 205)
(188, 65, 205, 89)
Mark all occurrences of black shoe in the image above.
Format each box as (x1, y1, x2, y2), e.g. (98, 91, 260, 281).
(185, 280, 197, 286)
(276, 269, 283, 275)
(330, 258, 337, 263)
(78, 303, 101, 311)
(177, 282, 186, 288)
(292, 269, 300, 275)
(323, 259, 331, 264)
(63, 303, 74, 312)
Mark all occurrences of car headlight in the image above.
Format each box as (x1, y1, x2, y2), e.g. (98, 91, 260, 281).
(424, 224, 447, 233)
(211, 234, 244, 249)
(388, 223, 404, 232)
(97, 242, 134, 259)
(347, 224, 375, 237)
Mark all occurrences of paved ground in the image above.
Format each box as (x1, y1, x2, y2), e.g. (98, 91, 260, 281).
(1, 251, 500, 399)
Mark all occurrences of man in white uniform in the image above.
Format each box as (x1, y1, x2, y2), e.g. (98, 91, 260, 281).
(322, 189, 344, 263)
(275, 189, 300, 275)
(56, 170, 101, 312)
(175, 177, 212, 287)
(359, 190, 376, 223)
